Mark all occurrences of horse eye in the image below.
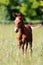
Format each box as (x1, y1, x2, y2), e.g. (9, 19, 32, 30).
(19, 17, 22, 20)
(18, 22, 21, 24)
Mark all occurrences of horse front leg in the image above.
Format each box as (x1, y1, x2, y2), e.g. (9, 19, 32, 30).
(22, 38, 25, 55)
(22, 43, 24, 54)
(17, 40, 23, 55)
(17, 40, 22, 52)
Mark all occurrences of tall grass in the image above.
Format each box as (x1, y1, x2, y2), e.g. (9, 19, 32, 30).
(0, 24, 43, 65)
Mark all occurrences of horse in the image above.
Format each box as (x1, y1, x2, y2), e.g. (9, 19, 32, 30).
(14, 13, 32, 55)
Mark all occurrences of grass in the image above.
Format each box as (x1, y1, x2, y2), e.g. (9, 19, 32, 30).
(0, 24, 43, 65)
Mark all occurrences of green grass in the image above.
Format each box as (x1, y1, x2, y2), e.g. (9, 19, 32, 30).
(0, 24, 43, 65)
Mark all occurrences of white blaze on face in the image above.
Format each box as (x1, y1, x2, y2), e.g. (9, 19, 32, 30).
(16, 17, 19, 20)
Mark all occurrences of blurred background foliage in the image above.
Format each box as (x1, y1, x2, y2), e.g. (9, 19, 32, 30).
(0, 0, 43, 23)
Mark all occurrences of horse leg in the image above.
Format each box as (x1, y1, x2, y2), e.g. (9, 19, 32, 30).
(17, 40, 22, 54)
(18, 40, 22, 47)
(25, 42, 28, 52)
(17, 40, 24, 55)
(22, 43, 24, 54)
(29, 42, 32, 56)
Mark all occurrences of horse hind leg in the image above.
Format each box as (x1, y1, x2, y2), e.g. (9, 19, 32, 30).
(29, 42, 32, 56)
(25, 42, 28, 52)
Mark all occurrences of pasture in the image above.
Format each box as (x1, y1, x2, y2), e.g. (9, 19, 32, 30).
(0, 24, 43, 65)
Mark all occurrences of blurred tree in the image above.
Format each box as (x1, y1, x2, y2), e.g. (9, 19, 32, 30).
(18, 0, 40, 20)
(0, 0, 43, 22)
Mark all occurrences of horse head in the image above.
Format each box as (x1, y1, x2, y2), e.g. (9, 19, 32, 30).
(14, 13, 24, 33)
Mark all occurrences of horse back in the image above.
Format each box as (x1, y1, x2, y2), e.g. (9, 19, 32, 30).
(25, 24, 32, 32)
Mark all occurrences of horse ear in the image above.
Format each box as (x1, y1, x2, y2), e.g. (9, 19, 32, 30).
(18, 13, 22, 17)
(12, 13, 17, 18)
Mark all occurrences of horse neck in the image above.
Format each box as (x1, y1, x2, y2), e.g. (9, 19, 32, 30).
(18, 20, 25, 33)
(19, 24, 25, 34)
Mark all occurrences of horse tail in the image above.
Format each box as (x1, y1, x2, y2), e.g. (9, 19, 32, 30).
(31, 24, 41, 29)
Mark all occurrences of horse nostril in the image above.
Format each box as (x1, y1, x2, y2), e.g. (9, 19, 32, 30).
(14, 27, 18, 33)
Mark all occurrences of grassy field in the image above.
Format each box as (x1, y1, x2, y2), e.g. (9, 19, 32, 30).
(0, 24, 43, 65)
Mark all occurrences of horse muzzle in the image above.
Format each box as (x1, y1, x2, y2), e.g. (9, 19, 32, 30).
(14, 27, 18, 33)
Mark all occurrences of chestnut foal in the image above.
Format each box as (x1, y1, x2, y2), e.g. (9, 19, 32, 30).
(14, 13, 32, 55)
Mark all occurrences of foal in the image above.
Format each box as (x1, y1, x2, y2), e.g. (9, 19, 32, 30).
(14, 13, 32, 55)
